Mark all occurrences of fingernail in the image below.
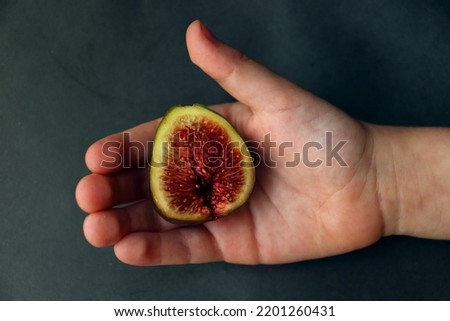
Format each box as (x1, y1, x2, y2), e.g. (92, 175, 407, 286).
(200, 21, 218, 44)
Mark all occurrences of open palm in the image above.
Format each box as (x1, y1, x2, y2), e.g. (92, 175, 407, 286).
(76, 21, 386, 266)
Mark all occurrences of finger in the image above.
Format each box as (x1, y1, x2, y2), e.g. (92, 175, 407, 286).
(83, 199, 176, 247)
(84, 103, 255, 175)
(208, 102, 255, 140)
(114, 227, 223, 266)
(186, 20, 316, 113)
(85, 118, 160, 174)
(76, 169, 149, 213)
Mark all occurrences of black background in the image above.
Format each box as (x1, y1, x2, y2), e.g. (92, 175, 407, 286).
(1, 0, 450, 300)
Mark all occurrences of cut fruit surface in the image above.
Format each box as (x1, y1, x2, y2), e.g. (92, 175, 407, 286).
(150, 104, 255, 223)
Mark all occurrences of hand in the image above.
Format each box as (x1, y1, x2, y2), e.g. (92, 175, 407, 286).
(76, 20, 443, 266)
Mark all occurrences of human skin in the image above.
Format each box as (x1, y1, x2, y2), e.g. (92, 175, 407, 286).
(75, 20, 450, 266)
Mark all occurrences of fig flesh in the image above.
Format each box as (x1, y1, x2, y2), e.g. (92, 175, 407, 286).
(150, 104, 255, 223)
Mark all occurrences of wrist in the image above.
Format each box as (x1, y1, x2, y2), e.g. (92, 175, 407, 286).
(369, 124, 450, 239)
(366, 124, 401, 236)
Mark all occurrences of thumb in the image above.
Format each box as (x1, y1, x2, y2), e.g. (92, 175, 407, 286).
(186, 20, 317, 113)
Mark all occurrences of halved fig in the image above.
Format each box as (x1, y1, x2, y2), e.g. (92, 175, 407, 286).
(150, 104, 255, 223)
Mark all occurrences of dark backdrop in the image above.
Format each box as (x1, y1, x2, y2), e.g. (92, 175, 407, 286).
(1, 0, 449, 300)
